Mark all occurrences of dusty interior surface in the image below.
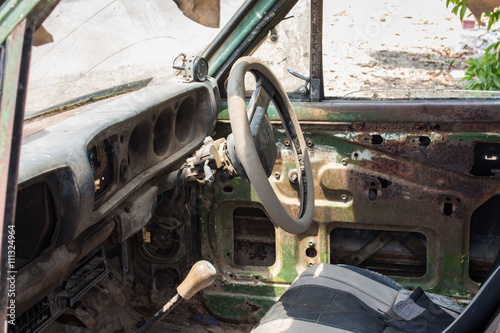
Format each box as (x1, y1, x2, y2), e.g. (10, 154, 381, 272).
(6, 0, 500, 332)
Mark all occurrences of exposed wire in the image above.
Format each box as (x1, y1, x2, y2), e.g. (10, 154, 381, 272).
(167, 165, 188, 215)
(155, 193, 164, 207)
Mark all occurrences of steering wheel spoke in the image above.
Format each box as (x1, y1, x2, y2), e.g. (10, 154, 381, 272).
(247, 84, 272, 121)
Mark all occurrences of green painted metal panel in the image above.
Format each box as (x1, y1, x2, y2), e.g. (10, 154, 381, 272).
(0, 0, 40, 44)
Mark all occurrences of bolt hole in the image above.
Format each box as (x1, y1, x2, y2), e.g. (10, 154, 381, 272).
(446, 197, 451, 201)
(369, 188, 378, 201)
(124, 207, 130, 213)
(377, 177, 392, 188)
(306, 247, 317, 258)
(444, 202, 453, 216)
(419, 136, 431, 146)
(229, 274, 234, 278)
(371, 134, 383, 145)
(353, 152, 359, 159)
(120, 135, 125, 143)
(370, 181, 376, 186)
(226, 252, 230, 257)
(223, 186, 234, 193)
(254, 276, 259, 280)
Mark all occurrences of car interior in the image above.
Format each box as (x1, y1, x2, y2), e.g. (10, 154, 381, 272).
(1, 0, 500, 332)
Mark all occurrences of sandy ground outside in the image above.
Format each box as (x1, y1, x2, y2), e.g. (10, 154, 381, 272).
(321, 0, 498, 97)
(254, 0, 500, 97)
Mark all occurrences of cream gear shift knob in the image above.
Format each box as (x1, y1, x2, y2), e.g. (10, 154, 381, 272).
(177, 260, 217, 300)
(136, 260, 217, 333)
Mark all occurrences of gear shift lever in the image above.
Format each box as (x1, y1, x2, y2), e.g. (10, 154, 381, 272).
(136, 260, 217, 332)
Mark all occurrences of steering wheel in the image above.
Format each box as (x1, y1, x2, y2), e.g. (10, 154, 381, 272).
(227, 56, 314, 234)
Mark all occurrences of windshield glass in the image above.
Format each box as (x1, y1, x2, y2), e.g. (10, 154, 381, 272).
(25, 0, 244, 119)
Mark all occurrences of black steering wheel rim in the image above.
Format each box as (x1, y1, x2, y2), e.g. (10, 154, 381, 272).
(227, 56, 314, 234)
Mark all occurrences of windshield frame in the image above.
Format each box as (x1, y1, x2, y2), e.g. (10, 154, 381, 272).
(204, 0, 303, 98)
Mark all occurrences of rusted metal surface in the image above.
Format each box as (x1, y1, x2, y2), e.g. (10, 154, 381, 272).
(202, 107, 500, 322)
(344, 231, 397, 266)
(218, 100, 500, 124)
(276, 136, 499, 293)
(309, 0, 323, 101)
(331, 229, 428, 277)
(233, 207, 276, 266)
(400, 233, 428, 265)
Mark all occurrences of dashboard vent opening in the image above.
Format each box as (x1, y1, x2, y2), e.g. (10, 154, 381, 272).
(60, 248, 109, 306)
(14, 248, 108, 332)
(15, 182, 58, 269)
(14, 295, 55, 333)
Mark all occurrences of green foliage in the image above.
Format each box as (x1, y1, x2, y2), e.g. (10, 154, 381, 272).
(463, 42, 500, 90)
(445, 0, 470, 21)
(446, 0, 500, 90)
(484, 10, 500, 30)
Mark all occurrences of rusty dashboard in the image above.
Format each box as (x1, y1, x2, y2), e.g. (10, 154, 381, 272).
(14, 78, 219, 314)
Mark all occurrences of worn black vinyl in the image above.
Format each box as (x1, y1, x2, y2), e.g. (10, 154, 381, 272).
(254, 284, 455, 333)
(255, 285, 387, 333)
